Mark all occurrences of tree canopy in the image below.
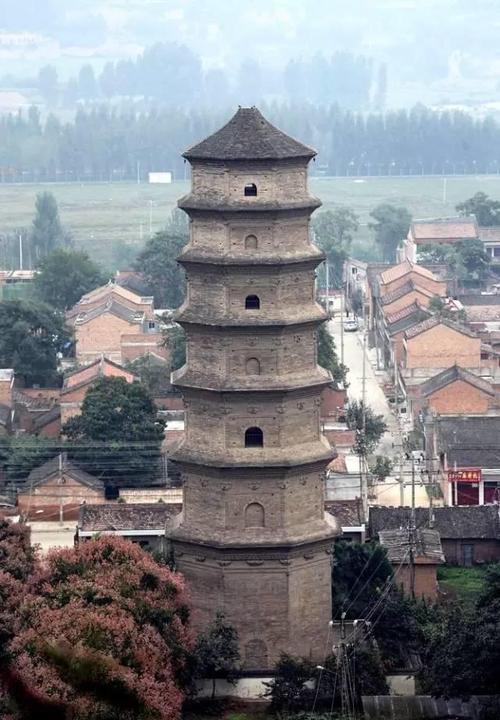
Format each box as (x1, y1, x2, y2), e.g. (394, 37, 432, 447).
(31, 192, 70, 261)
(345, 399, 387, 456)
(317, 323, 348, 388)
(193, 612, 239, 699)
(34, 249, 107, 311)
(369, 204, 412, 262)
(0, 300, 69, 386)
(313, 207, 359, 288)
(456, 191, 500, 226)
(134, 211, 188, 309)
(0, 530, 192, 720)
(63, 377, 165, 488)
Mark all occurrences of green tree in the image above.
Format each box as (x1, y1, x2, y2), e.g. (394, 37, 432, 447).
(313, 207, 359, 287)
(34, 249, 107, 311)
(134, 211, 188, 308)
(369, 204, 412, 262)
(345, 400, 387, 456)
(428, 295, 467, 323)
(37, 65, 58, 106)
(455, 238, 490, 281)
(370, 455, 393, 481)
(264, 654, 315, 714)
(126, 354, 171, 397)
(332, 541, 393, 619)
(317, 322, 348, 388)
(164, 324, 186, 372)
(63, 377, 165, 488)
(0, 300, 69, 386)
(194, 611, 240, 699)
(31, 192, 69, 260)
(5, 436, 59, 487)
(456, 191, 500, 226)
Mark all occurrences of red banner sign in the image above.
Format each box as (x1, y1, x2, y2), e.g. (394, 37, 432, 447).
(448, 468, 482, 483)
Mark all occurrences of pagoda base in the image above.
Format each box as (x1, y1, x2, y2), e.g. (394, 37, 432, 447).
(171, 536, 334, 671)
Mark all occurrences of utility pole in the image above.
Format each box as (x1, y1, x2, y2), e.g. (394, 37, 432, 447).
(136, 160, 141, 185)
(442, 176, 447, 204)
(409, 456, 416, 598)
(340, 283, 345, 367)
(18, 233, 23, 271)
(149, 200, 153, 237)
(325, 261, 330, 318)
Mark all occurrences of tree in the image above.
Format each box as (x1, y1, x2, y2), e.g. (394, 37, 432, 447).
(5, 435, 59, 487)
(345, 400, 387, 456)
(455, 238, 490, 281)
(370, 455, 393, 481)
(4, 535, 192, 720)
(0, 300, 69, 386)
(34, 249, 107, 311)
(369, 204, 412, 262)
(31, 192, 69, 260)
(37, 65, 58, 106)
(77, 64, 97, 99)
(193, 612, 239, 699)
(134, 211, 188, 308)
(456, 192, 500, 226)
(126, 354, 171, 397)
(428, 295, 467, 323)
(317, 323, 348, 388)
(264, 654, 315, 714)
(63, 377, 165, 488)
(165, 324, 186, 372)
(313, 208, 359, 288)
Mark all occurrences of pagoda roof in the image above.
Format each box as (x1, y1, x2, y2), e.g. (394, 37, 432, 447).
(183, 107, 316, 162)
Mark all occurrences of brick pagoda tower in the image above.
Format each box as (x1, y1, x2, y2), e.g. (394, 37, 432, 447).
(170, 107, 338, 670)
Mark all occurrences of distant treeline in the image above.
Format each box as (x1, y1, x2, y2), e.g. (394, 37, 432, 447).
(0, 103, 499, 183)
(25, 44, 379, 111)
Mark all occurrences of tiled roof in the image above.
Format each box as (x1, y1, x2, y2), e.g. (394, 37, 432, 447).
(410, 217, 478, 243)
(420, 365, 495, 398)
(63, 357, 135, 390)
(75, 299, 145, 326)
(325, 499, 364, 527)
(31, 404, 61, 430)
(370, 505, 500, 540)
(479, 227, 500, 242)
(379, 528, 444, 564)
(25, 454, 104, 492)
(386, 301, 423, 325)
(380, 280, 433, 307)
(461, 294, 500, 306)
(183, 107, 316, 161)
(404, 315, 477, 340)
(379, 260, 436, 286)
(386, 301, 432, 335)
(466, 306, 500, 322)
(78, 503, 180, 532)
(436, 415, 500, 468)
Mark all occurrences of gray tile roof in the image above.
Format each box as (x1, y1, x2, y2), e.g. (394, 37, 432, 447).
(183, 107, 316, 161)
(75, 299, 144, 326)
(380, 280, 432, 307)
(370, 504, 500, 540)
(405, 315, 478, 340)
(325, 499, 364, 527)
(420, 365, 495, 398)
(78, 503, 180, 532)
(31, 404, 61, 430)
(436, 415, 500, 468)
(386, 302, 431, 336)
(379, 527, 444, 563)
(25, 454, 104, 492)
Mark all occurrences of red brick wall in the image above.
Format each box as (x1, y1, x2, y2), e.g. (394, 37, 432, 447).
(412, 379, 492, 416)
(320, 386, 347, 420)
(0, 379, 12, 407)
(395, 563, 439, 600)
(120, 334, 170, 364)
(37, 416, 61, 438)
(75, 313, 135, 363)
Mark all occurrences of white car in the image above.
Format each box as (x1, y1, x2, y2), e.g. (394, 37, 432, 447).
(343, 319, 359, 332)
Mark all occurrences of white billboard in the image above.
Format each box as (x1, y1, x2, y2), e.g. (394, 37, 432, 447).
(148, 172, 172, 184)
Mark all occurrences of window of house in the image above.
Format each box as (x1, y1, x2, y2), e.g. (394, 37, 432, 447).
(148, 321, 155, 329)
(245, 502, 265, 528)
(245, 426, 263, 447)
(245, 234, 258, 249)
(245, 294, 260, 310)
(494, 247, 500, 257)
(244, 183, 257, 197)
(245, 357, 261, 375)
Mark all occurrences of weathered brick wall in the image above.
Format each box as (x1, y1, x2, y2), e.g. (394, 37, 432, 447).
(75, 313, 136, 363)
(412, 379, 492, 416)
(18, 475, 104, 510)
(441, 538, 500, 565)
(190, 160, 309, 206)
(405, 325, 481, 368)
(120, 334, 170, 364)
(0, 379, 12, 407)
(395, 563, 438, 600)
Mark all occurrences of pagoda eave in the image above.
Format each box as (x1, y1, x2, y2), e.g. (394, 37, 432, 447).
(171, 366, 332, 393)
(177, 249, 325, 268)
(174, 307, 327, 327)
(178, 196, 321, 214)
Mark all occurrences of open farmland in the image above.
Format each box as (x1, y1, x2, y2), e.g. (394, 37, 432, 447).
(1, 175, 500, 269)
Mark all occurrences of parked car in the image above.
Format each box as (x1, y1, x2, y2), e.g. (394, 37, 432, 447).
(343, 319, 359, 332)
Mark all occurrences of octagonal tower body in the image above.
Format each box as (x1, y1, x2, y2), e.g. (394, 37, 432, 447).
(170, 108, 338, 671)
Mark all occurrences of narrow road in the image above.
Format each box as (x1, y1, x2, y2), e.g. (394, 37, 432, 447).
(327, 310, 400, 458)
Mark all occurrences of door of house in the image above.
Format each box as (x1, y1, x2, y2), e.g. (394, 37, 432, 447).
(462, 544, 474, 567)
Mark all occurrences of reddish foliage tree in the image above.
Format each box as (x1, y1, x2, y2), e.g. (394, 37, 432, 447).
(1, 532, 193, 720)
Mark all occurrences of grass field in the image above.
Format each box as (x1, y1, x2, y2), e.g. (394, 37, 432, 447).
(2, 175, 500, 269)
(437, 564, 488, 604)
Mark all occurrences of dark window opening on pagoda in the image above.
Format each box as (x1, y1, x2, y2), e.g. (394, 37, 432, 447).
(245, 294, 260, 310)
(245, 234, 258, 249)
(245, 427, 263, 447)
(244, 183, 257, 197)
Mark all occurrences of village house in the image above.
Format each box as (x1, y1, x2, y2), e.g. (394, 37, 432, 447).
(412, 365, 496, 418)
(370, 505, 500, 567)
(77, 503, 180, 551)
(325, 498, 366, 542)
(17, 454, 105, 521)
(66, 282, 155, 326)
(72, 299, 167, 365)
(60, 356, 136, 424)
(400, 216, 479, 264)
(378, 527, 444, 600)
(480, 227, 500, 266)
(424, 414, 500, 506)
(379, 301, 432, 368)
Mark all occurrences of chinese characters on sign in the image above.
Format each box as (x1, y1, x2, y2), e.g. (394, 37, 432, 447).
(448, 468, 482, 483)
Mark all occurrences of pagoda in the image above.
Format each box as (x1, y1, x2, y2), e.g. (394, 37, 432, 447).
(170, 107, 338, 670)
